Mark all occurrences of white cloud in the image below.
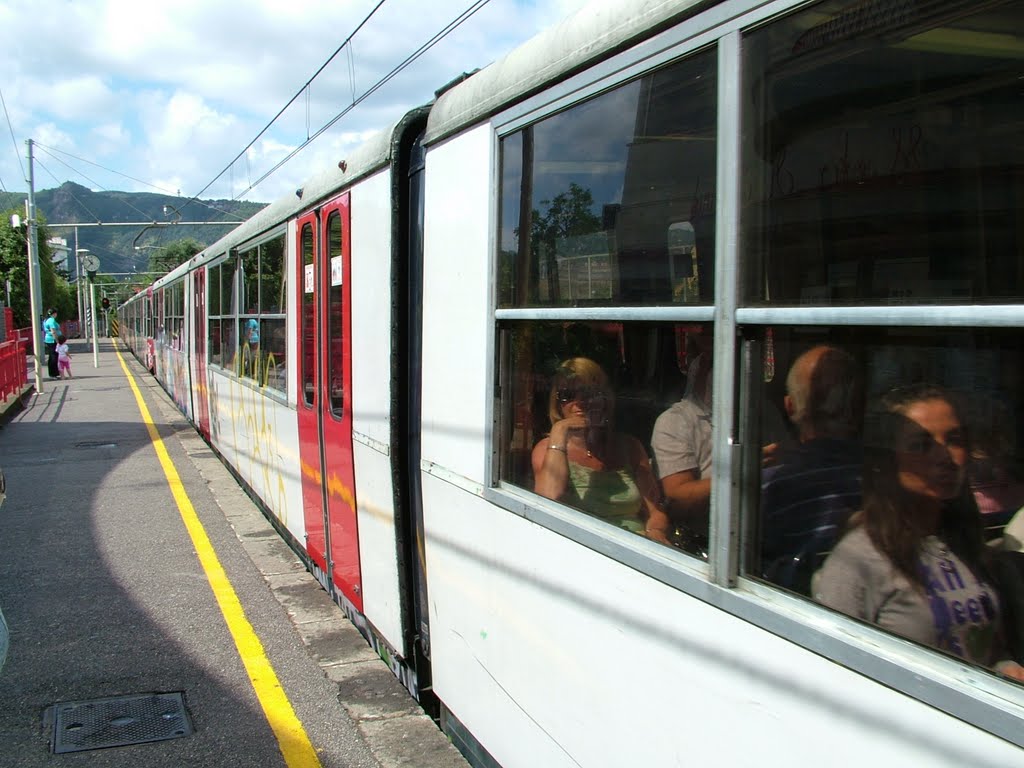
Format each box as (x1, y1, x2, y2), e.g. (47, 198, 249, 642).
(0, 0, 592, 204)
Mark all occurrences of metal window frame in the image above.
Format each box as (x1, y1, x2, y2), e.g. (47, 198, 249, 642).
(481, 0, 1024, 748)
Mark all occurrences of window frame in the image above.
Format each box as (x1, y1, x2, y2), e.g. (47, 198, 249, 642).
(206, 253, 236, 373)
(481, 0, 1024, 747)
(205, 228, 288, 400)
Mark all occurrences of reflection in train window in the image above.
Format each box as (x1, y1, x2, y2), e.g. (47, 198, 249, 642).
(236, 234, 287, 391)
(326, 210, 344, 417)
(742, 0, 1024, 306)
(301, 222, 315, 408)
(497, 46, 718, 308)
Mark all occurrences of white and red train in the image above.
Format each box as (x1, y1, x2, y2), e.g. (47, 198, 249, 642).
(120, 0, 1024, 765)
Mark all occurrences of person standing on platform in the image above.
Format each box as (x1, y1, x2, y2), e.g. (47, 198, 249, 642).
(55, 334, 72, 379)
(42, 308, 60, 379)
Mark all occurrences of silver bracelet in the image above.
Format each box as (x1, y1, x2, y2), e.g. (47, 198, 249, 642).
(548, 443, 567, 453)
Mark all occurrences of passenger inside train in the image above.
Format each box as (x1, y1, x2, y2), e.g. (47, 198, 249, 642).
(812, 383, 1024, 680)
(758, 345, 863, 594)
(531, 357, 673, 545)
(650, 326, 713, 558)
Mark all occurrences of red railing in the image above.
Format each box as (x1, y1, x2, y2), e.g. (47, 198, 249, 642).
(0, 338, 28, 402)
(13, 326, 32, 354)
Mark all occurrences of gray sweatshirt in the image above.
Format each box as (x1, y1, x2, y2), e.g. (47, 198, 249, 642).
(813, 526, 1007, 668)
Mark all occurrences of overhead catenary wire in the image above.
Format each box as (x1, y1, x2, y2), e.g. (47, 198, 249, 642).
(32, 156, 106, 225)
(234, 0, 493, 201)
(35, 149, 152, 223)
(0, 87, 25, 188)
(183, 0, 390, 210)
(7, 0, 492, 218)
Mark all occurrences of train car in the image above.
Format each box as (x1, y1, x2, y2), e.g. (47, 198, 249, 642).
(121, 0, 1024, 766)
(120, 286, 156, 372)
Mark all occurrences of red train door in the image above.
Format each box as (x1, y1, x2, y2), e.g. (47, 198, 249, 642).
(319, 196, 360, 610)
(296, 213, 328, 579)
(193, 268, 210, 440)
(294, 199, 361, 609)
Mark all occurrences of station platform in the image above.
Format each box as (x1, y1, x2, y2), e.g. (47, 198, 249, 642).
(0, 340, 468, 768)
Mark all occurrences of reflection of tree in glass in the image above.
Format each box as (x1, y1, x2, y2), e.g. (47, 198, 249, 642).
(530, 182, 601, 254)
(528, 183, 601, 302)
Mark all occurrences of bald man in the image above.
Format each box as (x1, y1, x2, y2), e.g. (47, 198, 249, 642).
(759, 345, 863, 594)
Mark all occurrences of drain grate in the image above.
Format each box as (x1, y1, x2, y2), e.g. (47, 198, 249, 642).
(49, 692, 193, 754)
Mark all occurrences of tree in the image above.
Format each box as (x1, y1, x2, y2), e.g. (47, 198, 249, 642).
(0, 210, 30, 325)
(0, 208, 72, 329)
(147, 238, 203, 273)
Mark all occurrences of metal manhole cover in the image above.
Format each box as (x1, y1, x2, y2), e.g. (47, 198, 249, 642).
(48, 692, 193, 754)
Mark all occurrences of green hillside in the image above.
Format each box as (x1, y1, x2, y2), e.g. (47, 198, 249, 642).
(0, 182, 266, 276)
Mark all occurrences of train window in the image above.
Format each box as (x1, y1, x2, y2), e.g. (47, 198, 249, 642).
(260, 318, 286, 392)
(495, 45, 720, 557)
(239, 248, 260, 380)
(163, 284, 183, 352)
(300, 222, 315, 407)
(497, 46, 717, 308)
(744, 326, 1024, 682)
(207, 264, 221, 366)
(259, 235, 286, 393)
(209, 321, 222, 368)
(741, 0, 1024, 306)
(326, 211, 344, 417)
(231, 235, 287, 391)
(497, 319, 712, 557)
(241, 249, 259, 315)
(207, 258, 239, 370)
(260, 235, 285, 314)
(238, 316, 258, 378)
(731, 0, 1024, 699)
(220, 318, 236, 369)
(208, 265, 221, 315)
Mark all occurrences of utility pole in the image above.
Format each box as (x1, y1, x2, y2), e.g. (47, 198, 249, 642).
(90, 277, 98, 368)
(74, 229, 86, 341)
(25, 139, 44, 393)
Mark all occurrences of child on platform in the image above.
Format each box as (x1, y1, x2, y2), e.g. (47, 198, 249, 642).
(56, 334, 72, 379)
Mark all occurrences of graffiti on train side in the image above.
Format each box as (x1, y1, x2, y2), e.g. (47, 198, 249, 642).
(206, 346, 357, 536)
(208, 348, 291, 529)
(163, 346, 190, 413)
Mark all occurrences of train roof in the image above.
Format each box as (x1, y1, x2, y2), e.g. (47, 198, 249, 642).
(424, 0, 712, 145)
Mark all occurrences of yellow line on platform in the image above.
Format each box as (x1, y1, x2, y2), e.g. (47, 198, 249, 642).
(114, 342, 322, 768)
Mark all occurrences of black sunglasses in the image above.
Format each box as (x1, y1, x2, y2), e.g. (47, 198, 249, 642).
(556, 386, 607, 405)
(556, 388, 577, 405)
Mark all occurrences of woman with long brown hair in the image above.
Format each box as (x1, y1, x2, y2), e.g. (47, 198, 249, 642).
(532, 357, 672, 544)
(814, 384, 1024, 680)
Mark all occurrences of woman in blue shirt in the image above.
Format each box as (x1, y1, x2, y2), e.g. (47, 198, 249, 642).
(42, 308, 60, 379)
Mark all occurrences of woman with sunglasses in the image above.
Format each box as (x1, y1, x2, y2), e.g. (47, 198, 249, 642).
(813, 384, 1024, 680)
(532, 357, 672, 544)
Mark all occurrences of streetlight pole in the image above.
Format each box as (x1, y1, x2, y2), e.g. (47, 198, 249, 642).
(25, 140, 44, 393)
(89, 276, 98, 368)
(75, 242, 88, 342)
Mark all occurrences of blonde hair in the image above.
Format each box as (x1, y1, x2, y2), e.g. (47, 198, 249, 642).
(547, 357, 612, 425)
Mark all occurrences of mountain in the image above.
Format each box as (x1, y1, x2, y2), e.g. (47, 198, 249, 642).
(0, 182, 267, 276)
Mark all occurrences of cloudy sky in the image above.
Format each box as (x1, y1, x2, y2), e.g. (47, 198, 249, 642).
(0, 0, 589, 209)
